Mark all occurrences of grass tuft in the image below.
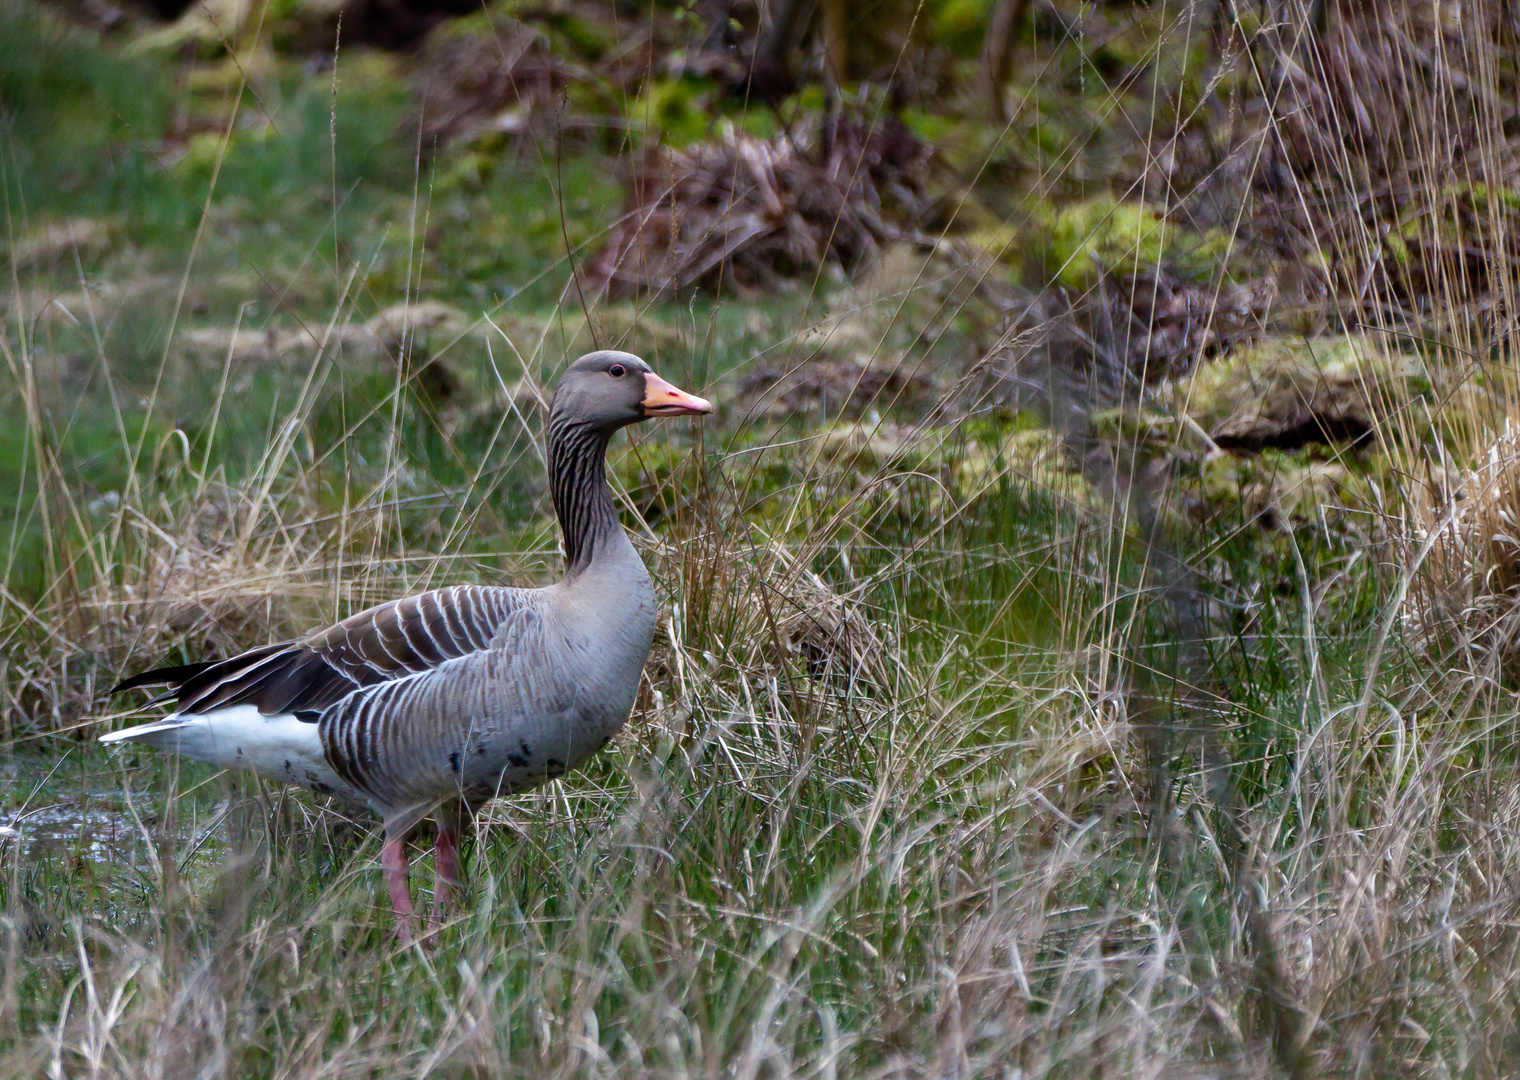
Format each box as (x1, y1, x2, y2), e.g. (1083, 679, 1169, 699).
(4, 0, 1520, 1074)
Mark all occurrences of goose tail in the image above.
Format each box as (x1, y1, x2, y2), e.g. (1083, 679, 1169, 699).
(99, 705, 359, 800)
(99, 715, 194, 749)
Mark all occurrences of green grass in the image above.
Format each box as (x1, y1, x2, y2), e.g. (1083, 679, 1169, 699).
(0, 0, 171, 218)
(5, 0, 1520, 1074)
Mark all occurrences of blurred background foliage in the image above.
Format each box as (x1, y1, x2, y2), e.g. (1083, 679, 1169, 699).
(6, 0, 1520, 1074)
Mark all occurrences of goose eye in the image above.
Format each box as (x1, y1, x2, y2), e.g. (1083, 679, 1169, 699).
(608, 364, 627, 378)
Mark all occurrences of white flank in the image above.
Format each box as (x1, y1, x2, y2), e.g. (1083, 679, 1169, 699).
(101, 705, 356, 798)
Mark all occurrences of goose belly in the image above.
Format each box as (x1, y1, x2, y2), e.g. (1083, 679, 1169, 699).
(318, 619, 650, 810)
(322, 678, 635, 809)
(446, 713, 615, 801)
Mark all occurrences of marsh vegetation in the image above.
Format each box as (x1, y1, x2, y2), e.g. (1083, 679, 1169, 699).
(4, 0, 1520, 1074)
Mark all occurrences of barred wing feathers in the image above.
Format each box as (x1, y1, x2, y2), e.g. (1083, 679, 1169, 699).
(112, 586, 532, 718)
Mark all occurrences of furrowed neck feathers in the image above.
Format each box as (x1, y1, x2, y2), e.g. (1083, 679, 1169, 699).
(546, 410, 621, 578)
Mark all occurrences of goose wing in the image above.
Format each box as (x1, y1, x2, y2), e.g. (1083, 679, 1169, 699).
(112, 585, 533, 717)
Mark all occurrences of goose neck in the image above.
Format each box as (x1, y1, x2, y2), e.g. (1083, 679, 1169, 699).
(547, 414, 622, 578)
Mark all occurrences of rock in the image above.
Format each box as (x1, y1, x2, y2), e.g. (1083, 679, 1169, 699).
(1193, 452, 1366, 530)
(181, 325, 308, 365)
(952, 428, 1092, 505)
(973, 196, 1231, 292)
(793, 313, 880, 361)
(817, 422, 920, 469)
(733, 356, 931, 420)
(567, 305, 690, 361)
(470, 377, 545, 424)
(363, 300, 467, 354)
(177, 301, 474, 371)
(130, 0, 478, 53)
(1083, 334, 1429, 460)
(1182, 335, 1427, 452)
(130, 0, 261, 53)
(8, 219, 114, 269)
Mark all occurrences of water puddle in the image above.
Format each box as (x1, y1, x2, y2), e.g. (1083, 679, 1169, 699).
(0, 751, 226, 873)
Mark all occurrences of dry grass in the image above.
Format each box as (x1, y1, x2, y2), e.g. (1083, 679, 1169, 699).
(6, 0, 1520, 1075)
(1406, 421, 1520, 681)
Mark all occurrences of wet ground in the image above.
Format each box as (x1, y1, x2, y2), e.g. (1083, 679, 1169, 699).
(0, 747, 233, 886)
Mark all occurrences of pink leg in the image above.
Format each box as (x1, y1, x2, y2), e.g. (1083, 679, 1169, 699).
(429, 825, 462, 934)
(429, 801, 470, 935)
(381, 836, 417, 945)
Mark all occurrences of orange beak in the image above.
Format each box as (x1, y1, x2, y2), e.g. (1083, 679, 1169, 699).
(641, 372, 713, 417)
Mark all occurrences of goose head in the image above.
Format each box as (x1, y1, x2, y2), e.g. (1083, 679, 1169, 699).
(551, 351, 712, 430)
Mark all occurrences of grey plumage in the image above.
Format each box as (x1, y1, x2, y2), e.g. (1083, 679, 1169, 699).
(122, 585, 529, 719)
(103, 351, 712, 941)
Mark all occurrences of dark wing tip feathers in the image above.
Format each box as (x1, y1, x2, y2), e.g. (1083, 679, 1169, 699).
(110, 587, 517, 715)
(111, 641, 371, 717)
(110, 662, 216, 697)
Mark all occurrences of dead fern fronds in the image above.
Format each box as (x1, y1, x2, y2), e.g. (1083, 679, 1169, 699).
(586, 118, 930, 299)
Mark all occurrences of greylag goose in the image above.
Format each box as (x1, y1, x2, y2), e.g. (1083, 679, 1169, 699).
(103, 351, 711, 942)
